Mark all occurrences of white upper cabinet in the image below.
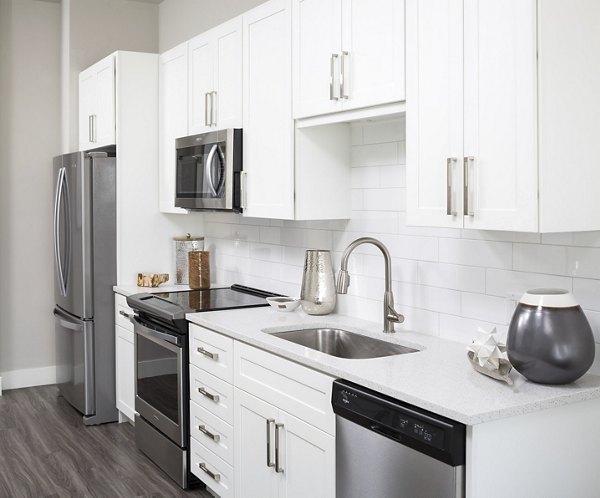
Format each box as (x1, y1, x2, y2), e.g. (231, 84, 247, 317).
(243, 0, 351, 221)
(243, 0, 295, 219)
(292, 0, 404, 119)
(188, 17, 242, 134)
(408, 0, 537, 232)
(158, 43, 188, 214)
(407, 0, 600, 233)
(79, 54, 115, 150)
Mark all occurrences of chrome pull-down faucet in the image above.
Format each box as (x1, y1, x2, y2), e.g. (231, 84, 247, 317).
(336, 237, 405, 333)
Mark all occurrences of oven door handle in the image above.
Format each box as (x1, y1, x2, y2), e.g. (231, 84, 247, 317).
(133, 316, 181, 348)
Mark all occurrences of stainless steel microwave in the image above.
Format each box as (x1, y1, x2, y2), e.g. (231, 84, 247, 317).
(175, 129, 242, 211)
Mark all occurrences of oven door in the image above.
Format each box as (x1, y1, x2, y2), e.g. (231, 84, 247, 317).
(175, 129, 238, 211)
(133, 316, 185, 447)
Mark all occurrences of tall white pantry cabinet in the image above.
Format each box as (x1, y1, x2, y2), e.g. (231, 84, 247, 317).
(406, 0, 600, 233)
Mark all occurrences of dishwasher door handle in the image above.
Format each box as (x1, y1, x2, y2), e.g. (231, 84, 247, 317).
(370, 424, 405, 444)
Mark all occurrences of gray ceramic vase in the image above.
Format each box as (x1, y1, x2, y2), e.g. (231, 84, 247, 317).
(507, 288, 595, 385)
(300, 250, 336, 315)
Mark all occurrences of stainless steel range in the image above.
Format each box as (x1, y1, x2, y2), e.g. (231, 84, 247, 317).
(126, 285, 278, 489)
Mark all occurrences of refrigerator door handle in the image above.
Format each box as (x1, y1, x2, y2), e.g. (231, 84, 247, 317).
(54, 167, 68, 297)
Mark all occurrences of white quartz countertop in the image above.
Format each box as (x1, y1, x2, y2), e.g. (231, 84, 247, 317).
(186, 307, 600, 426)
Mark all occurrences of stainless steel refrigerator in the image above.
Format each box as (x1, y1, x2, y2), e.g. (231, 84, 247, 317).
(53, 150, 118, 425)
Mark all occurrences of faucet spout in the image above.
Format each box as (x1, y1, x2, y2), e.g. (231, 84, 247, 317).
(337, 237, 405, 333)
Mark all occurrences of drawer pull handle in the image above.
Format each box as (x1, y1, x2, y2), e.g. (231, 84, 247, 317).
(119, 310, 131, 319)
(198, 424, 220, 443)
(198, 387, 220, 403)
(275, 423, 284, 473)
(197, 346, 219, 361)
(198, 462, 220, 482)
(266, 418, 275, 468)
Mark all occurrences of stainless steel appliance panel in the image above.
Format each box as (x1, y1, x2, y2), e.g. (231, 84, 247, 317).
(336, 417, 463, 498)
(134, 317, 185, 447)
(54, 307, 95, 416)
(53, 152, 93, 320)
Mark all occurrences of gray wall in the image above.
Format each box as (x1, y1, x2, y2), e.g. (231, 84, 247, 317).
(0, 0, 61, 383)
(62, 0, 159, 152)
(158, 0, 265, 52)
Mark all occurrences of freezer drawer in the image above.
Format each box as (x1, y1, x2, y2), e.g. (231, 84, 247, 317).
(54, 307, 95, 416)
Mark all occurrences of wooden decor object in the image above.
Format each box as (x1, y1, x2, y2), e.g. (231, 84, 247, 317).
(188, 251, 210, 289)
(137, 273, 169, 287)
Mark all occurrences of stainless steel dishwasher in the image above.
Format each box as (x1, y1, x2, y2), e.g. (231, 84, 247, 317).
(332, 380, 466, 498)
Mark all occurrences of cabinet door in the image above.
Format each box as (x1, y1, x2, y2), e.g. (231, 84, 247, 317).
(292, 0, 343, 118)
(243, 0, 295, 219)
(234, 389, 279, 498)
(115, 324, 135, 421)
(79, 69, 96, 150)
(463, 0, 537, 231)
(213, 17, 242, 129)
(340, 0, 405, 111)
(94, 55, 116, 147)
(188, 33, 214, 134)
(277, 411, 335, 498)
(159, 43, 188, 214)
(406, 0, 464, 228)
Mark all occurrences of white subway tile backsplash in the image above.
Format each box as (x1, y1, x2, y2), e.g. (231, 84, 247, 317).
(379, 165, 406, 188)
(568, 247, 600, 279)
(440, 238, 512, 269)
(439, 314, 508, 344)
(485, 269, 572, 298)
(363, 188, 405, 212)
(513, 244, 567, 275)
(573, 278, 600, 312)
(351, 142, 399, 167)
(205, 118, 600, 345)
(461, 292, 509, 324)
(351, 166, 380, 189)
(418, 262, 486, 293)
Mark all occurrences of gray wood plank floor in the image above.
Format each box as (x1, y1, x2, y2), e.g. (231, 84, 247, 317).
(0, 385, 213, 498)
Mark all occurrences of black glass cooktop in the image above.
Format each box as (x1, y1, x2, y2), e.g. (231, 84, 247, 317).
(153, 285, 277, 312)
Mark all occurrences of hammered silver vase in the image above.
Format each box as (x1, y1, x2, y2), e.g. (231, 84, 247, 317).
(300, 250, 336, 315)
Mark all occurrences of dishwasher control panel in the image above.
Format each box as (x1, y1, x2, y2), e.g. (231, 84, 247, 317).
(332, 379, 466, 466)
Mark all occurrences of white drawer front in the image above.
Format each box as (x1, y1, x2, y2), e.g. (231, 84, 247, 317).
(190, 437, 234, 498)
(190, 400, 234, 466)
(190, 324, 234, 383)
(190, 365, 234, 425)
(234, 342, 335, 435)
(115, 293, 134, 331)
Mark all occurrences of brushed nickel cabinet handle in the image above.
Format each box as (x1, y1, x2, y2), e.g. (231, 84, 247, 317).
(446, 157, 457, 216)
(211, 91, 217, 126)
(198, 462, 220, 482)
(463, 156, 475, 216)
(119, 310, 131, 319)
(198, 387, 220, 403)
(197, 346, 219, 361)
(205, 92, 210, 126)
(198, 424, 220, 443)
(275, 422, 284, 473)
(88, 115, 93, 143)
(340, 51, 349, 99)
(266, 418, 275, 468)
(330, 54, 339, 101)
(241, 171, 248, 209)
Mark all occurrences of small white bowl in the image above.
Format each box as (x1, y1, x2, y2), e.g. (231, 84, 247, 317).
(266, 296, 301, 312)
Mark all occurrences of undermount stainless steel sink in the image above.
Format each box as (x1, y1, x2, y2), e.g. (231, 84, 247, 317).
(268, 328, 419, 359)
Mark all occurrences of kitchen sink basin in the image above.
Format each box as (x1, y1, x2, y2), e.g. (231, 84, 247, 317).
(268, 327, 419, 359)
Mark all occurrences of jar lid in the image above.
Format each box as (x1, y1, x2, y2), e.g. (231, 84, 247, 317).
(173, 234, 204, 241)
(519, 288, 579, 308)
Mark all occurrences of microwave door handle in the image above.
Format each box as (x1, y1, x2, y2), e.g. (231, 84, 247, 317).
(205, 144, 219, 197)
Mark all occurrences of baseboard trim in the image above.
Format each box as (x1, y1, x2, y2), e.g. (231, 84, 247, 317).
(0, 366, 57, 391)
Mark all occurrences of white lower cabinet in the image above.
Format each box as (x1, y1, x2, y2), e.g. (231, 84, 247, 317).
(234, 388, 335, 498)
(189, 328, 335, 498)
(114, 293, 135, 422)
